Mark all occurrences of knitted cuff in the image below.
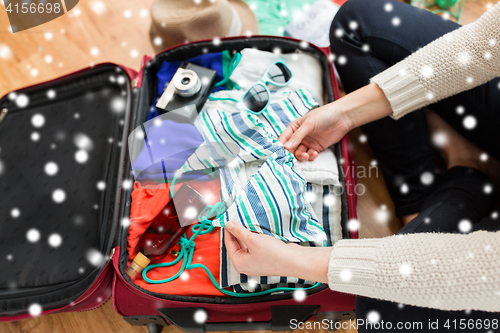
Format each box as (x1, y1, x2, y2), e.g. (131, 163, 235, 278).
(370, 61, 436, 120)
(327, 239, 381, 295)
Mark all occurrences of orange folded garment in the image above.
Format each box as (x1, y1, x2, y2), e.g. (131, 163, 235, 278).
(127, 178, 225, 297)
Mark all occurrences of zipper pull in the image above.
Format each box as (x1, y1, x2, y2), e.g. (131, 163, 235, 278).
(131, 78, 138, 89)
(0, 108, 8, 125)
(109, 247, 116, 259)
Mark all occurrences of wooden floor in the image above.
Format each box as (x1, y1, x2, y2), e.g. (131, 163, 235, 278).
(0, 0, 490, 332)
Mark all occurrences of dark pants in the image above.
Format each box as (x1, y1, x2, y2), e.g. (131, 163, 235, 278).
(330, 0, 500, 217)
(330, 0, 500, 331)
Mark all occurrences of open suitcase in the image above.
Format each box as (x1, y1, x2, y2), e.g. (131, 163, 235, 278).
(0, 36, 358, 332)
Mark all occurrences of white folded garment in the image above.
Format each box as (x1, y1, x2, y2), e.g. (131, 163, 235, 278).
(230, 48, 325, 105)
(297, 148, 340, 186)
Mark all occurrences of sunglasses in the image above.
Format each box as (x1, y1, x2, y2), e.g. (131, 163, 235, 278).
(209, 59, 293, 115)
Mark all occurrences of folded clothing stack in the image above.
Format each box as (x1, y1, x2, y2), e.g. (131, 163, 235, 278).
(127, 49, 343, 295)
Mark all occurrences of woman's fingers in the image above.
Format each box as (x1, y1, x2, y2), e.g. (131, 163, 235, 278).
(284, 121, 313, 152)
(295, 144, 309, 161)
(306, 148, 319, 161)
(225, 221, 252, 244)
(224, 228, 243, 255)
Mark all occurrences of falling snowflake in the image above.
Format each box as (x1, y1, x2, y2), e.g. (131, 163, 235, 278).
(442, 12, 450, 20)
(90, 47, 99, 56)
(480, 153, 489, 162)
(367, 310, 380, 323)
(421, 65, 433, 78)
(75, 150, 89, 163)
(347, 219, 360, 232)
(212, 37, 221, 46)
(140, 8, 148, 17)
(305, 191, 316, 203)
(44, 162, 58, 176)
(484, 184, 493, 194)
(334, 28, 343, 38)
(370, 159, 378, 166)
(44, 32, 53, 40)
(375, 205, 390, 223)
(153, 37, 163, 46)
(400, 183, 409, 194)
(432, 131, 448, 147)
(90, 1, 106, 15)
(31, 114, 45, 128)
(391, 17, 401, 26)
(121, 217, 130, 228)
(293, 289, 307, 302)
(130, 49, 139, 58)
(420, 172, 434, 185)
(489, 39, 497, 47)
(73, 133, 94, 151)
(31, 132, 40, 141)
(456, 105, 465, 114)
(184, 206, 199, 220)
(96, 181, 106, 191)
(458, 219, 472, 233)
(48, 233, 63, 248)
(457, 52, 471, 65)
(339, 269, 353, 282)
(424, 217, 431, 224)
(28, 304, 42, 317)
(111, 97, 126, 113)
(484, 52, 492, 60)
(323, 194, 335, 207)
(273, 47, 281, 55)
(180, 272, 190, 281)
(6, 254, 13, 261)
(463, 115, 477, 130)
(384, 3, 393, 12)
(86, 249, 104, 266)
(359, 134, 367, 143)
(337, 55, 347, 66)
(52, 189, 66, 203)
(328, 54, 336, 62)
(399, 263, 413, 276)
(361, 44, 370, 52)
(466, 77, 474, 84)
(193, 309, 208, 324)
(123, 10, 132, 18)
(46, 89, 56, 99)
(430, 259, 437, 265)
(16, 94, 29, 108)
(300, 41, 308, 49)
(122, 179, 133, 190)
(0, 43, 12, 60)
(26, 228, 41, 243)
(11, 208, 20, 218)
(349, 21, 358, 30)
(397, 303, 405, 309)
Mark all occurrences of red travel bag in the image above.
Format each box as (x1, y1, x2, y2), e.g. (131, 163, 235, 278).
(0, 36, 358, 332)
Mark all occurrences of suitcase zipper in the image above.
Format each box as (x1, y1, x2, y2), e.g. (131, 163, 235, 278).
(0, 108, 7, 124)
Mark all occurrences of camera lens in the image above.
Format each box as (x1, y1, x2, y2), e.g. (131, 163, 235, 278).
(181, 77, 191, 85)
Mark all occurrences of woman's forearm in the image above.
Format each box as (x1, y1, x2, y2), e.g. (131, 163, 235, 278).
(336, 83, 393, 131)
(285, 245, 333, 284)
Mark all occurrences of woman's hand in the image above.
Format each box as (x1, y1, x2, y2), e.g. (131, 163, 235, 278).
(278, 104, 352, 162)
(279, 84, 393, 161)
(224, 221, 332, 283)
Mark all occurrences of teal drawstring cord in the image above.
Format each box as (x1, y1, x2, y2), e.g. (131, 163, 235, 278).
(141, 173, 321, 296)
(214, 52, 242, 89)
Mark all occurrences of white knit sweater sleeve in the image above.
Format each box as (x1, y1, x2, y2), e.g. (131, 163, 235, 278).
(327, 231, 500, 312)
(371, 3, 500, 119)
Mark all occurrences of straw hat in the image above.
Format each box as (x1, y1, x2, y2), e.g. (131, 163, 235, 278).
(150, 0, 259, 50)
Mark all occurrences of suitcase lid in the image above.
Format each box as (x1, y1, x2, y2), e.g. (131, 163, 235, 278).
(0, 63, 135, 316)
